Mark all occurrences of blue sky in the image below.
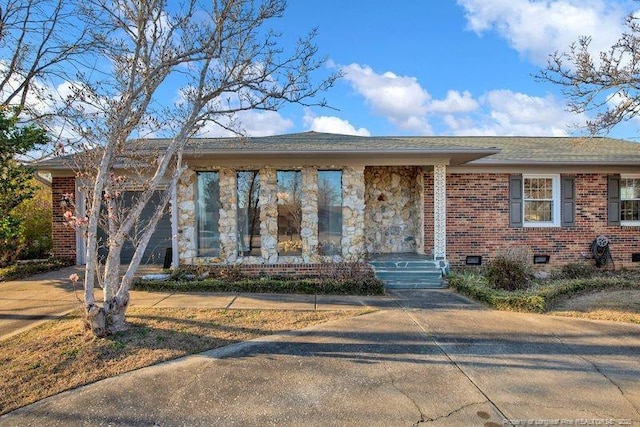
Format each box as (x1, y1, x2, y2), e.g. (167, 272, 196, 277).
(202, 0, 639, 140)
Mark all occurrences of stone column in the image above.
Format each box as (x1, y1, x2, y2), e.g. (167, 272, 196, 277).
(219, 168, 237, 263)
(177, 169, 196, 264)
(260, 167, 278, 263)
(415, 170, 425, 254)
(301, 167, 319, 262)
(433, 164, 447, 259)
(342, 166, 366, 261)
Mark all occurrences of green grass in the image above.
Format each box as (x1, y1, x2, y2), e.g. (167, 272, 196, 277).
(448, 270, 640, 313)
(133, 276, 385, 295)
(0, 258, 73, 282)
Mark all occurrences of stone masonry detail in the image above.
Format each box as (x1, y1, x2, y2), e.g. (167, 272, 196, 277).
(218, 168, 237, 263)
(175, 165, 391, 265)
(364, 166, 422, 254)
(300, 167, 319, 262)
(342, 166, 366, 261)
(177, 169, 196, 263)
(259, 167, 278, 263)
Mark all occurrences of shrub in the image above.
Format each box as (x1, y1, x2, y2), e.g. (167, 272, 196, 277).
(558, 262, 596, 280)
(485, 247, 533, 291)
(0, 258, 73, 282)
(0, 216, 24, 267)
(135, 263, 385, 296)
(13, 180, 52, 260)
(449, 270, 640, 313)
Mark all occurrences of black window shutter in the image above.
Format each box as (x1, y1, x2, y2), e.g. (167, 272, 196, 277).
(509, 174, 523, 227)
(561, 176, 575, 227)
(608, 174, 621, 226)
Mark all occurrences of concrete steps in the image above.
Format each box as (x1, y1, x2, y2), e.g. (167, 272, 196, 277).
(368, 259, 446, 289)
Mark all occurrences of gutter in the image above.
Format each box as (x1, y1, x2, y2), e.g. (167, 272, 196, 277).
(34, 170, 52, 187)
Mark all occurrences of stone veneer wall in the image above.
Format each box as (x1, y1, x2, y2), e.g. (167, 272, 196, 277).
(259, 168, 278, 263)
(341, 166, 366, 261)
(364, 166, 422, 254)
(300, 167, 319, 262)
(177, 165, 368, 265)
(219, 168, 237, 263)
(177, 169, 197, 263)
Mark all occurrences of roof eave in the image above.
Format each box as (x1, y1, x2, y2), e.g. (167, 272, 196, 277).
(470, 160, 640, 166)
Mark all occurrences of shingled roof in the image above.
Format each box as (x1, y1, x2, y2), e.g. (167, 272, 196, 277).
(35, 131, 640, 170)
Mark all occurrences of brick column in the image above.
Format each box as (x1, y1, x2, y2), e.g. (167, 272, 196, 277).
(51, 176, 77, 262)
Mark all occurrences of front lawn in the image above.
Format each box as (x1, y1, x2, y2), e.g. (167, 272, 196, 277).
(0, 308, 368, 415)
(448, 269, 640, 316)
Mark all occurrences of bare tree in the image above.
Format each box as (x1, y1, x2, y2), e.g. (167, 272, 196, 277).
(57, 0, 337, 336)
(0, 0, 90, 120)
(539, 11, 640, 135)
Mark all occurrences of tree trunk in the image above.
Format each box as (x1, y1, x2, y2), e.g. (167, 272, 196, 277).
(84, 291, 130, 336)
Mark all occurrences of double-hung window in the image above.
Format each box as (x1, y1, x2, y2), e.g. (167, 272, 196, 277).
(620, 176, 640, 225)
(523, 175, 560, 227)
(511, 174, 564, 228)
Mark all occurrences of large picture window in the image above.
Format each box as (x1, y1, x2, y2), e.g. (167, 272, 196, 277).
(196, 172, 220, 257)
(621, 177, 640, 223)
(277, 170, 302, 255)
(237, 171, 261, 256)
(318, 170, 343, 255)
(523, 175, 560, 227)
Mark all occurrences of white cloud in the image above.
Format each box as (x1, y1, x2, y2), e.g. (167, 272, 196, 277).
(457, 0, 629, 65)
(303, 112, 370, 136)
(427, 90, 479, 114)
(338, 62, 586, 136)
(341, 63, 432, 133)
(446, 89, 585, 135)
(198, 110, 293, 137)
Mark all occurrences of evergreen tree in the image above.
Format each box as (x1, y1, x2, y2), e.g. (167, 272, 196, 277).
(0, 109, 49, 265)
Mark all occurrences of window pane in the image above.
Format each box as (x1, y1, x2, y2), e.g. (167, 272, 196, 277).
(318, 170, 343, 255)
(621, 178, 640, 200)
(524, 200, 552, 222)
(622, 200, 640, 221)
(237, 171, 261, 256)
(277, 171, 302, 255)
(197, 172, 220, 257)
(524, 178, 552, 200)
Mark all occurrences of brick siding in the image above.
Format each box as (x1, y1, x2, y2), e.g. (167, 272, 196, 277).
(425, 172, 640, 268)
(51, 176, 76, 262)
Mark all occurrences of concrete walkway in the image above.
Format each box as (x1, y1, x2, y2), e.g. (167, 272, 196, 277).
(0, 266, 392, 340)
(1, 280, 639, 426)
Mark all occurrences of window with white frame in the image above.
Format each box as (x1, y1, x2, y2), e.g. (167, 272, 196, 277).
(621, 176, 640, 224)
(523, 174, 560, 226)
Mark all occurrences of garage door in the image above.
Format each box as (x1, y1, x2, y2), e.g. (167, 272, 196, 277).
(97, 191, 172, 265)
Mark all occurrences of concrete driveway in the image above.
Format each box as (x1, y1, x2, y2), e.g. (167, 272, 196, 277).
(0, 266, 85, 339)
(2, 289, 639, 426)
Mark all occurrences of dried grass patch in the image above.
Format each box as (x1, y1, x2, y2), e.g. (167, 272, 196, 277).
(548, 289, 640, 324)
(0, 307, 365, 415)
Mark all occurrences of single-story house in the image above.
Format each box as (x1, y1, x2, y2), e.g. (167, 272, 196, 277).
(37, 132, 640, 281)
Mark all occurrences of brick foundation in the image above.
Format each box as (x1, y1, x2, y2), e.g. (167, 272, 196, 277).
(428, 173, 640, 269)
(51, 176, 76, 262)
